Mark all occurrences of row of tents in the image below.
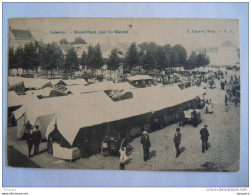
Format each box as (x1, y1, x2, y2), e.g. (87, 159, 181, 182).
(8, 75, 206, 159)
(12, 84, 205, 148)
(8, 76, 89, 94)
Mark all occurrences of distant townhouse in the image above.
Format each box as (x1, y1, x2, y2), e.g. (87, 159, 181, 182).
(9, 27, 35, 50)
(195, 41, 239, 67)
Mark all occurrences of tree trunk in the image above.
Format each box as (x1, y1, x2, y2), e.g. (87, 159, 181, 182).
(51, 68, 53, 79)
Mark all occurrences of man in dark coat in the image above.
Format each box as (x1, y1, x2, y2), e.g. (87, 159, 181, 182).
(225, 94, 228, 106)
(200, 124, 209, 153)
(26, 129, 33, 158)
(174, 128, 182, 158)
(140, 131, 151, 161)
(220, 81, 225, 90)
(33, 125, 42, 156)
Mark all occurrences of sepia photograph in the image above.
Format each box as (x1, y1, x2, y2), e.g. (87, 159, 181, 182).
(7, 17, 240, 172)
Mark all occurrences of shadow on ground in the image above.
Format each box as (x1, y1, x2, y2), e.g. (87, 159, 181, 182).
(180, 147, 186, 154)
(7, 145, 41, 168)
(149, 150, 156, 159)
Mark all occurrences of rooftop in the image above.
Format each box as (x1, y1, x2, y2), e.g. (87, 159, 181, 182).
(11, 29, 34, 40)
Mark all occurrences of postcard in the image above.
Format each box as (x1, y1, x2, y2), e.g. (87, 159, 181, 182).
(7, 18, 240, 171)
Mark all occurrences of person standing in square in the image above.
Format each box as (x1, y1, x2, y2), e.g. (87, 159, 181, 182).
(140, 131, 151, 161)
(33, 125, 42, 156)
(200, 124, 209, 153)
(174, 128, 182, 158)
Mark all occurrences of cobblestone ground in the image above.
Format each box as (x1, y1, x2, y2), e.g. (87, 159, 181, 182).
(7, 79, 240, 171)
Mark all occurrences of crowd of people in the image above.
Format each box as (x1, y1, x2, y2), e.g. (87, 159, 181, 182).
(25, 124, 59, 158)
(120, 70, 239, 170)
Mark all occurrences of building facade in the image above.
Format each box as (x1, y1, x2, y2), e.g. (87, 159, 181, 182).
(9, 28, 35, 51)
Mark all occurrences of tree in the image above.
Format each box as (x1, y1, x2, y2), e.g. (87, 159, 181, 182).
(22, 43, 38, 74)
(15, 46, 24, 75)
(42, 42, 64, 78)
(60, 39, 69, 44)
(85, 44, 104, 73)
(86, 45, 95, 71)
(72, 37, 87, 44)
(8, 47, 16, 70)
(138, 50, 145, 74)
(171, 44, 187, 68)
(64, 47, 79, 78)
(142, 49, 156, 73)
(124, 42, 139, 73)
(36, 45, 46, 73)
(155, 46, 167, 71)
(185, 51, 197, 70)
(163, 44, 172, 68)
(138, 42, 149, 52)
(139, 42, 169, 72)
(107, 48, 121, 78)
(185, 50, 209, 70)
(80, 51, 87, 69)
(93, 44, 104, 71)
(196, 51, 210, 68)
(107, 48, 121, 71)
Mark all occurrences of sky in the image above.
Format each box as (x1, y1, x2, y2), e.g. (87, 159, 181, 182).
(9, 18, 240, 52)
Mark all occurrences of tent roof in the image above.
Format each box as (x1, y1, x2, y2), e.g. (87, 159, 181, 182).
(26, 87, 67, 97)
(63, 79, 88, 86)
(57, 85, 205, 145)
(8, 76, 22, 86)
(110, 82, 135, 90)
(13, 91, 113, 124)
(65, 85, 87, 94)
(49, 79, 63, 86)
(65, 81, 130, 94)
(13, 83, 205, 146)
(65, 82, 135, 94)
(8, 92, 38, 108)
(8, 76, 52, 89)
(127, 75, 153, 81)
(81, 81, 114, 93)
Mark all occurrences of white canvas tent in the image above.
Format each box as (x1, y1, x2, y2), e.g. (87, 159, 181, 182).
(13, 92, 113, 139)
(8, 76, 52, 90)
(63, 79, 88, 86)
(66, 81, 134, 94)
(13, 84, 205, 145)
(26, 87, 67, 98)
(110, 82, 135, 90)
(49, 79, 63, 86)
(8, 92, 38, 108)
(56, 85, 205, 145)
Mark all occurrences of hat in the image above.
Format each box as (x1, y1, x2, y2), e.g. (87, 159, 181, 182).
(143, 131, 148, 135)
(35, 125, 39, 129)
(176, 128, 180, 132)
(204, 124, 208, 127)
